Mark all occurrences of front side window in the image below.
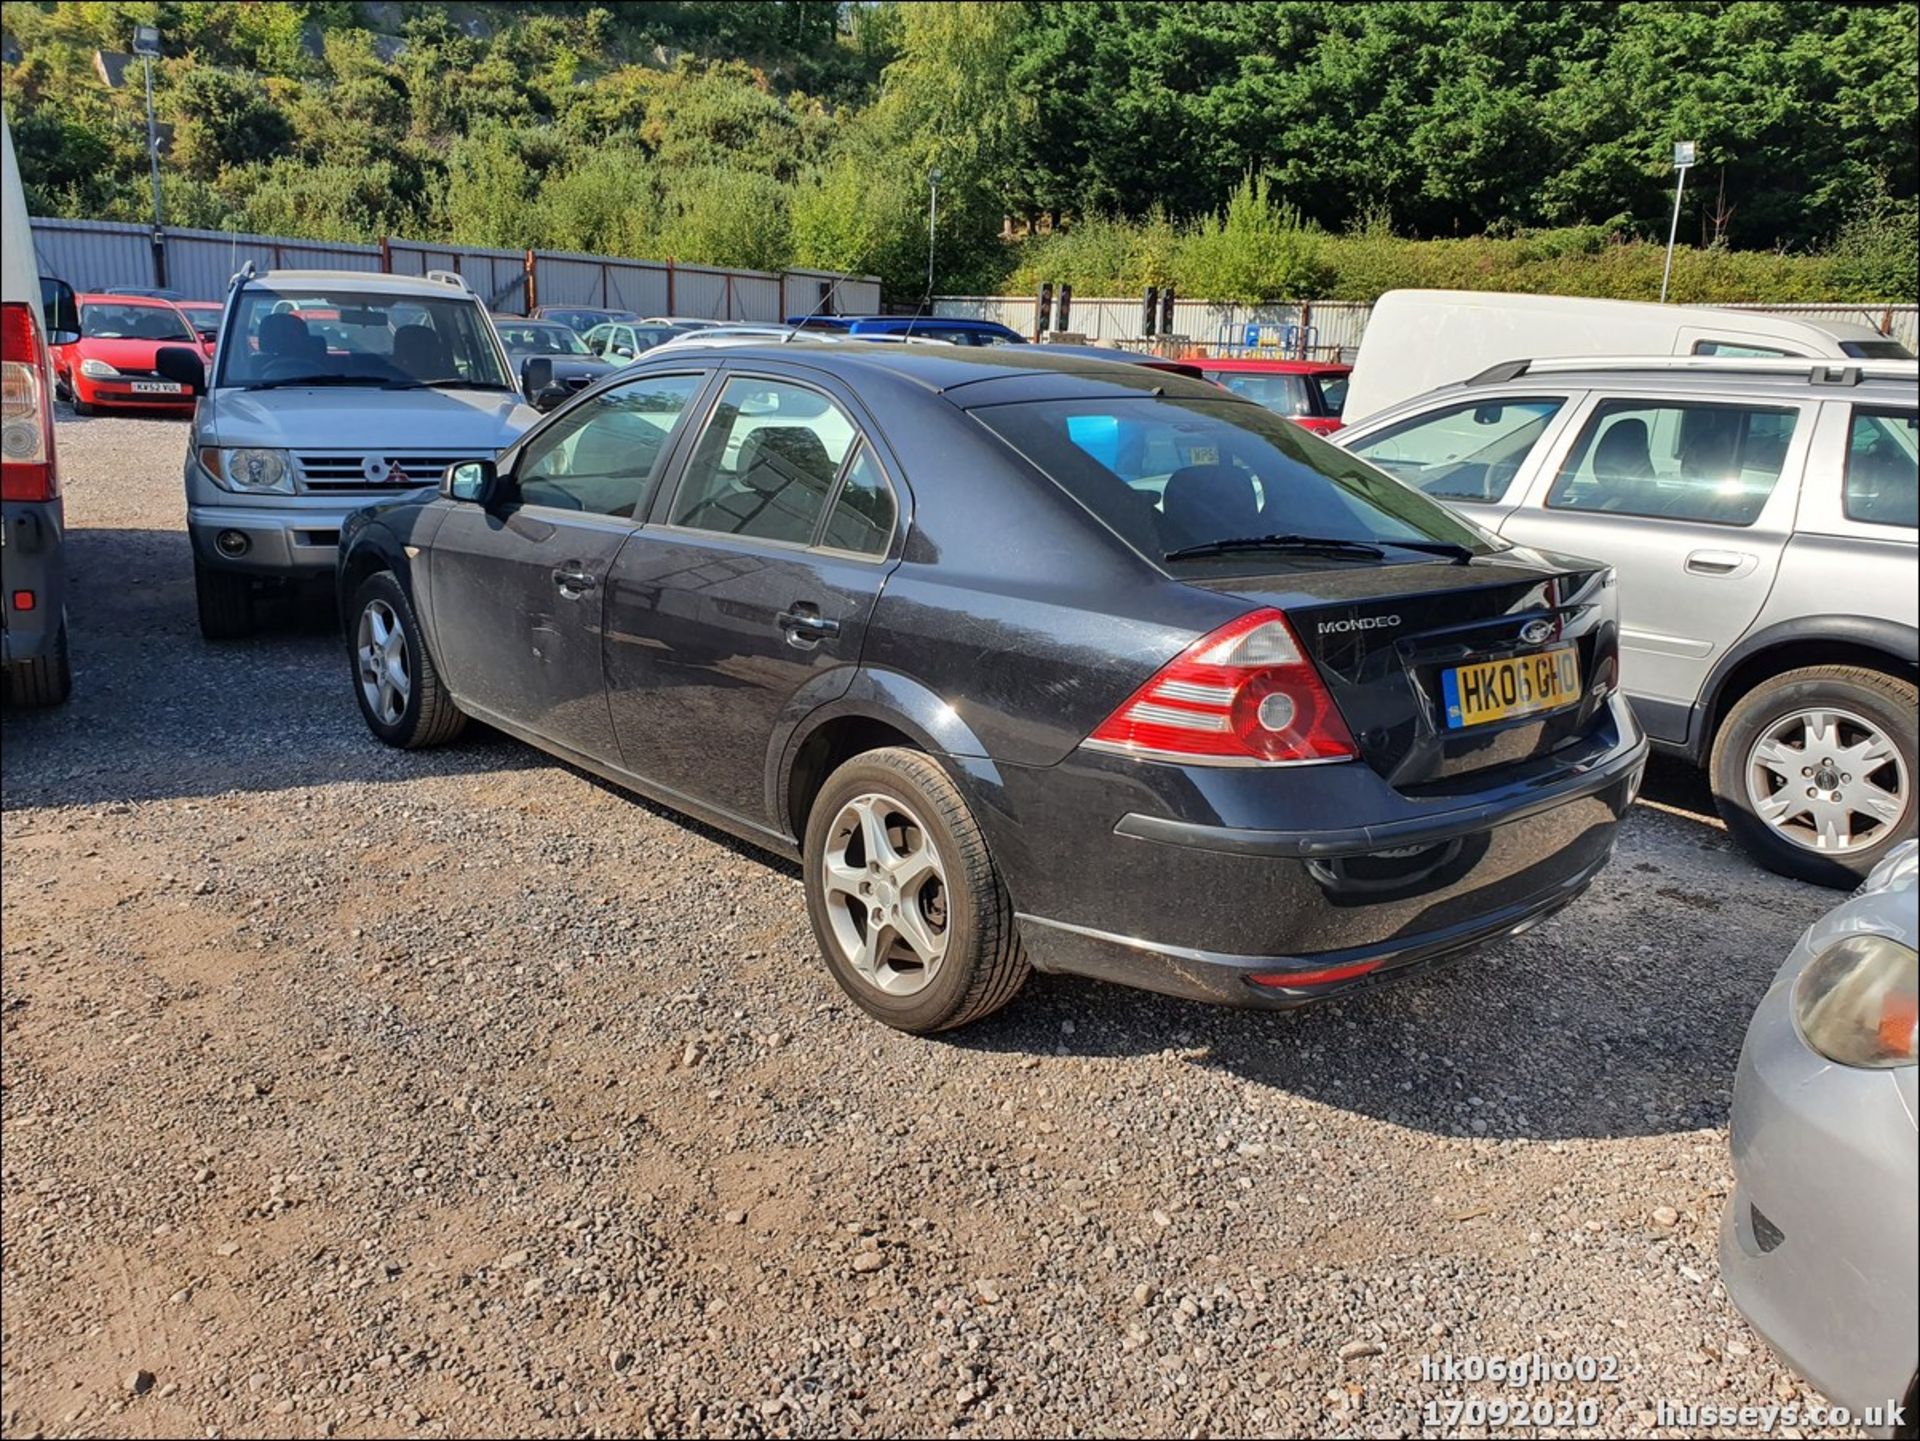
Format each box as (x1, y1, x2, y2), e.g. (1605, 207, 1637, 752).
(1546, 399, 1797, 526)
(1844, 409, 1918, 528)
(1347, 397, 1564, 503)
(512, 373, 705, 517)
(216, 288, 512, 391)
(80, 302, 195, 342)
(973, 392, 1497, 573)
(671, 377, 858, 544)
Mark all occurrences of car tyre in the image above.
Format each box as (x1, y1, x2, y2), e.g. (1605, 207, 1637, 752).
(194, 556, 255, 640)
(1710, 665, 1917, 887)
(347, 571, 466, 749)
(3, 619, 73, 707)
(803, 746, 1028, 1033)
(70, 398, 94, 417)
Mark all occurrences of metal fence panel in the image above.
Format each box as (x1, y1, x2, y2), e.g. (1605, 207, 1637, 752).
(166, 228, 379, 300)
(528, 253, 670, 315)
(937, 295, 1919, 359)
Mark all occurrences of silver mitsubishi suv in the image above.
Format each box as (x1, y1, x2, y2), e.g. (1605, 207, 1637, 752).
(155, 268, 537, 639)
(1336, 355, 1919, 886)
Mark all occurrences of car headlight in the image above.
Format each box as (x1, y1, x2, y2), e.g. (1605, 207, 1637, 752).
(201, 447, 293, 495)
(1792, 933, 1918, 1069)
(79, 358, 121, 379)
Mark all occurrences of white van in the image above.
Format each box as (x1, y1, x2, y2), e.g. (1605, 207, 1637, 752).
(2, 111, 80, 705)
(1342, 289, 1912, 424)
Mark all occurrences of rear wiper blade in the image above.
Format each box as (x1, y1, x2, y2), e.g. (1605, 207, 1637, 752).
(1378, 539, 1476, 564)
(1165, 533, 1388, 562)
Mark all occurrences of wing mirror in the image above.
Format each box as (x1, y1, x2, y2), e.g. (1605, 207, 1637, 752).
(41, 277, 80, 345)
(154, 345, 207, 395)
(442, 459, 499, 506)
(520, 356, 571, 413)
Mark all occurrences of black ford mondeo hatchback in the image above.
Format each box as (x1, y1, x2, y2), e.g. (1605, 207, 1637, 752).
(337, 343, 1646, 1033)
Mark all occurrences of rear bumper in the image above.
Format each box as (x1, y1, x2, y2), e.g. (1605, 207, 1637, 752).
(1, 500, 67, 664)
(978, 695, 1646, 1008)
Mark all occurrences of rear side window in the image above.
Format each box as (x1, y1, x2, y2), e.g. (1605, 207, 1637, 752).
(971, 394, 1496, 571)
(818, 444, 897, 556)
(1546, 399, 1798, 526)
(1844, 409, 1918, 528)
(1206, 372, 1312, 417)
(1692, 340, 1794, 358)
(671, 377, 858, 544)
(1312, 372, 1349, 417)
(1346, 398, 1563, 503)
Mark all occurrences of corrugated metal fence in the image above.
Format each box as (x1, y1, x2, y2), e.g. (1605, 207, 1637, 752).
(27, 217, 881, 320)
(936, 295, 1920, 357)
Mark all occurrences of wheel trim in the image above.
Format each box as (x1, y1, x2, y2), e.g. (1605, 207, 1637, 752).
(1745, 706, 1910, 855)
(819, 792, 950, 998)
(356, 599, 412, 727)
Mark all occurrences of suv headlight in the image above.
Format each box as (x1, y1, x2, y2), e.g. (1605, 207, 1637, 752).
(79, 358, 121, 379)
(201, 447, 293, 495)
(1792, 933, 1918, 1069)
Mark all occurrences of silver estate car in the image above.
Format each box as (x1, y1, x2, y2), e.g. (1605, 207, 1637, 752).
(1338, 356, 1919, 886)
(154, 268, 537, 639)
(1721, 839, 1917, 1436)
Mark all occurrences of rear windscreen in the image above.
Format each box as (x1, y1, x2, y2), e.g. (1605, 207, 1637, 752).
(970, 395, 1498, 571)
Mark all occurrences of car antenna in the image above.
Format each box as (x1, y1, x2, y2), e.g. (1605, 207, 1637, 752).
(783, 268, 858, 344)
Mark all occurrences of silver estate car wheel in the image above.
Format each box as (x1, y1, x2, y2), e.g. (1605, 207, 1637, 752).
(818, 791, 950, 997)
(1745, 706, 1909, 855)
(356, 598, 412, 727)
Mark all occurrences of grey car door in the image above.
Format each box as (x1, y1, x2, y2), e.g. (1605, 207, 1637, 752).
(426, 371, 711, 760)
(1495, 392, 1810, 739)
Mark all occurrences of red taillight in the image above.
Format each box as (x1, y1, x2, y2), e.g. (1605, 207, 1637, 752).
(1248, 957, 1384, 989)
(1, 299, 58, 503)
(1085, 608, 1358, 765)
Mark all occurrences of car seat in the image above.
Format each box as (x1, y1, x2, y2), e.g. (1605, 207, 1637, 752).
(1160, 462, 1264, 546)
(391, 325, 452, 381)
(1588, 418, 1658, 513)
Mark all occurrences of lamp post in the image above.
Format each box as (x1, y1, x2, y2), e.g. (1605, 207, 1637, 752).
(131, 24, 167, 289)
(926, 168, 942, 302)
(1659, 140, 1696, 304)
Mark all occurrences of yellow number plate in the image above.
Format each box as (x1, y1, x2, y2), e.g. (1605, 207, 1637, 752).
(1442, 646, 1582, 729)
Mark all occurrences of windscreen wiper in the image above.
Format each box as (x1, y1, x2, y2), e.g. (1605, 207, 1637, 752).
(1164, 533, 1389, 562)
(1377, 539, 1477, 564)
(423, 380, 517, 392)
(244, 375, 394, 391)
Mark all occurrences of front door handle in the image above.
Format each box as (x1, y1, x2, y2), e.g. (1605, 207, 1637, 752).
(552, 565, 598, 598)
(1684, 549, 1758, 578)
(777, 605, 841, 648)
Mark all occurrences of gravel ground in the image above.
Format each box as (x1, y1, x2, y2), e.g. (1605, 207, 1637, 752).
(1, 410, 1862, 1440)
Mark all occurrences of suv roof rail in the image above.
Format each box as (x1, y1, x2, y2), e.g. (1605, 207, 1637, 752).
(1467, 354, 1918, 386)
(424, 269, 470, 291)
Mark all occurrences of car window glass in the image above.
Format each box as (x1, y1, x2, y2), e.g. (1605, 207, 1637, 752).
(977, 394, 1496, 572)
(1348, 398, 1563, 502)
(80, 302, 195, 341)
(1208, 372, 1312, 416)
(671, 377, 858, 544)
(1692, 340, 1794, 358)
(1313, 373, 1349, 417)
(1546, 399, 1797, 526)
(819, 444, 897, 555)
(582, 325, 610, 355)
(513, 374, 705, 517)
(1844, 409, 1918, 528)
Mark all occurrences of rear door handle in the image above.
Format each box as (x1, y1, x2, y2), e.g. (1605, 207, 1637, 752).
(552, 565, 598, 598)
(777, 605, 841, 648)
(1684, 549, 1757, 578)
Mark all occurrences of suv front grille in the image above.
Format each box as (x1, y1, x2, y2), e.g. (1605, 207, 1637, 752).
(294, 452, 474, 493)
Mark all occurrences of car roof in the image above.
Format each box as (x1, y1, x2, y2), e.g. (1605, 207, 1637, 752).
(78, 292, 186, 306)
(1201, 356, 1351, 375)
(634, 338, 1230, 401)
(240, 270, 478, 299)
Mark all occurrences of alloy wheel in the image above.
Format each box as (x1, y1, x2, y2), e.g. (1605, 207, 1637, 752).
(356, 598, 412, 727)
(1744, 706, 1909, 854)
(818, 792, 950, 997)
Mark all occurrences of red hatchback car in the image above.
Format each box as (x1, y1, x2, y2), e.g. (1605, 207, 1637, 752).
(51, 294, 213, 415)
(1198, 357, 1352, 434)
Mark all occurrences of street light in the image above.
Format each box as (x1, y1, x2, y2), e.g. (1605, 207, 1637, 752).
(131, 24, 167, 289)
(926, 168, 942, 302)
(1659, 140, 1696, 304)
